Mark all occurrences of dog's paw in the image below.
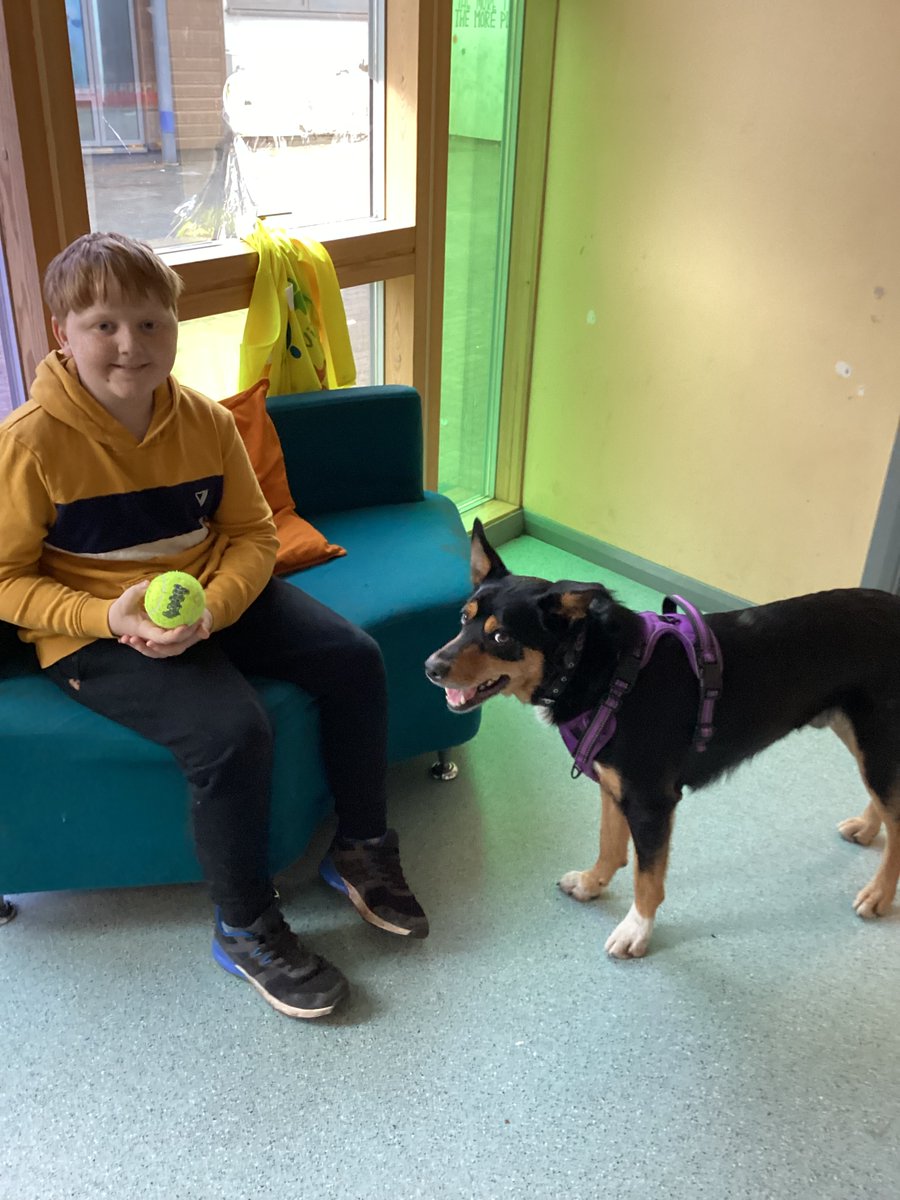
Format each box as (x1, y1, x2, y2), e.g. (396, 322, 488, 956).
(604, 904, 654, 959)
(838, 814, 881, 846)
(853, 879, 896, 919)
(558, 869, 607, 902)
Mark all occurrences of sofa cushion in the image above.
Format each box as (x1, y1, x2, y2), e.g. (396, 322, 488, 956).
(285, 492, 471, 628)
(267, 387, 424, 516)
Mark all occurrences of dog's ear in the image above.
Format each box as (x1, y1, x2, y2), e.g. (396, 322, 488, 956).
(538, 581, 613, 625)
(470, 518, 509, 586)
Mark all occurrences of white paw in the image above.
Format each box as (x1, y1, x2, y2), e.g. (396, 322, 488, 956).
(605, 904, 654, 959)
(558, 870, 606, 902)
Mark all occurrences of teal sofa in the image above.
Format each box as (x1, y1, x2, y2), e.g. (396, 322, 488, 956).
(0, 385, 479, 916)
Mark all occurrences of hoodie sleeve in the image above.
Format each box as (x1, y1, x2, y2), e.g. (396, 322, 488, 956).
(0, 426, 114, 638)
(199, 404, 279, 631)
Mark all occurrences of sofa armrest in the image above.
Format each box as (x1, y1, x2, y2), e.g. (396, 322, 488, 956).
(266, 385, 425, 517)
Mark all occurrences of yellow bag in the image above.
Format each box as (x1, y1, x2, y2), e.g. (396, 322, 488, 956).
(238, 221, 356, 395)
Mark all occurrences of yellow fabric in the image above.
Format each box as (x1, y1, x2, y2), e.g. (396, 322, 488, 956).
(238, 221, 356, 395)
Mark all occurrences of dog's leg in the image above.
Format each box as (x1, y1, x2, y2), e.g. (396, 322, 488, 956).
(830, 710, 900, 916)
(854, 803, 900, 918)
(605, 798, 675, 959)
(559, 767, 629, 902)
(832, 713, 884, 846)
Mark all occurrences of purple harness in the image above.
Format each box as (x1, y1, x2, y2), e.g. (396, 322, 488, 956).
(559, 596, 724, 779)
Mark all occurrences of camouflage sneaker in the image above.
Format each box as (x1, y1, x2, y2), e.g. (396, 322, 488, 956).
(319, 829, 429, 939)
(213, 904, 349, 1019)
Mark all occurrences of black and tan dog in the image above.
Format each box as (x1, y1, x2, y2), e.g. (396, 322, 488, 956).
(425, 520, 900, 958)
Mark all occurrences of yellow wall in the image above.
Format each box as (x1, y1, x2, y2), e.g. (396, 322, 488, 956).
(524, 0, 900, 602)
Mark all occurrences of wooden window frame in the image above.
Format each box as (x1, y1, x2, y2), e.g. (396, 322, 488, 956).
(0, 0, 451, 487)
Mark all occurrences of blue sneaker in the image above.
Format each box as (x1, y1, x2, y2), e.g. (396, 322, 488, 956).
(319, 829, 429, 938)
(213, 904, 349, 1019)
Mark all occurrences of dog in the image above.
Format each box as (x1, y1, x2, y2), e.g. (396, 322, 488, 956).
(425, 520, 900, 959)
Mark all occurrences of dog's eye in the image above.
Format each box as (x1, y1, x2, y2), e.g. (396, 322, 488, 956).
(493, 630, 511, 646)
(460, 611, 470, 625)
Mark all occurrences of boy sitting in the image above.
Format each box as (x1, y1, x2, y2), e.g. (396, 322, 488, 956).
(0, 231, 427, 1020)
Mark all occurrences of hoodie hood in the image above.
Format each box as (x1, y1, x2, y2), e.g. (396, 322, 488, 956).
(30, 352, 178, 449)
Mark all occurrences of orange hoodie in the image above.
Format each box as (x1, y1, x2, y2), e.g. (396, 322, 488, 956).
(0, 352, 278, 666)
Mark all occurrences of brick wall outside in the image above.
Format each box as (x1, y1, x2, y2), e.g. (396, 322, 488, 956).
(130, 1, 228, 153)
(168, 1, 228, 151)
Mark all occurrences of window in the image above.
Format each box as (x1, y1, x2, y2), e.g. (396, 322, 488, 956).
(69, 0, 382, 248)
(1, 2, 434, 446)
(439, 0, 522, 511)
(1, 1, 549, 518)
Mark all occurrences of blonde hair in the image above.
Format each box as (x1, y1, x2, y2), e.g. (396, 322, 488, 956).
(43, 231, 183, 320)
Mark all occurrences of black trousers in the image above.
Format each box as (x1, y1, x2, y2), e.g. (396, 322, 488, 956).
(44, 578, 389, 926)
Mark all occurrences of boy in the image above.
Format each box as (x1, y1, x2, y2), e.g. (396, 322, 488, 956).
(0, 231, 427, 1020)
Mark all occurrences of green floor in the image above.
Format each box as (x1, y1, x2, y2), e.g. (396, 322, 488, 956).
(2, 536, 899, 1199)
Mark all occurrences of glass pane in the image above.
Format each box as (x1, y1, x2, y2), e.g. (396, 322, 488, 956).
(0, 235, 25, 420)
(173, 284, 378, 400)
(0, 341, 15, 422)
(66, 0, 91, 88)
(174, 308, 247, 404)
(94, 0, 143, 143)
(71, 1, 379, 248)
(439, 0, 522, 509)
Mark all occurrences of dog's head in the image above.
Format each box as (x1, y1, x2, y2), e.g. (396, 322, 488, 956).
(425, 520, 623, 714)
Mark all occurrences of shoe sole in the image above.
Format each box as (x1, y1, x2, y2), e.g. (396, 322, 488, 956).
(319, 857, 419, 937)
(212, 940, 348, 1019)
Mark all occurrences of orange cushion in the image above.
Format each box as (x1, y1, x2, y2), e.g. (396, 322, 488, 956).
(221, 379, 346, 574)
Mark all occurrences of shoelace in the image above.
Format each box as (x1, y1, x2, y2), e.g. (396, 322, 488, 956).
(365, 846, 410, 893)
(250, 921, 324, 980)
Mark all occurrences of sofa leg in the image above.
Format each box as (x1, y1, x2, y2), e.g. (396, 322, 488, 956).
(0, 898, 17, 926)
(430, 750, 459, 781)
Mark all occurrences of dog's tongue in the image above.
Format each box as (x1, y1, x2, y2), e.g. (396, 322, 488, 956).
(446, 686, 477, 709)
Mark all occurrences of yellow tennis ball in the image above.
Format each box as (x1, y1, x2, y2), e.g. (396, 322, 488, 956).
(144, 571, 206, 629)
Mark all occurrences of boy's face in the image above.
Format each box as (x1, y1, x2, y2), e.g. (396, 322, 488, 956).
(52, 289, 178, 413)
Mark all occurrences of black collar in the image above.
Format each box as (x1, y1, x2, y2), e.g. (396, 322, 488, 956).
(532, 624, 587, 706)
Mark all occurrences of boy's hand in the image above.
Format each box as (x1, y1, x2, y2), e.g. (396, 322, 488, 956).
(108, 581, 213, 659)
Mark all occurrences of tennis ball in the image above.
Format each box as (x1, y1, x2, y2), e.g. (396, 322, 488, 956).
(144, 571, 206, 629)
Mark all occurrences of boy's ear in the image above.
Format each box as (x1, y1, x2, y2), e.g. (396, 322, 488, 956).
(51, 316, 68, 352)
(470, 518, 509, 586)
(538, 581, 614, 625)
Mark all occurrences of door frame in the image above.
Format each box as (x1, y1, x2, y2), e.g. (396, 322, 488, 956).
(862, 420, 900, 594)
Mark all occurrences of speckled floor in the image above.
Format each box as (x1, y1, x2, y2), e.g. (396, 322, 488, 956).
(2, 536, 898, 1200)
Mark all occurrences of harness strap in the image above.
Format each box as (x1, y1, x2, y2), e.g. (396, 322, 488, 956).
(662, 596, 723, 752)
(561, 595, 723, 779)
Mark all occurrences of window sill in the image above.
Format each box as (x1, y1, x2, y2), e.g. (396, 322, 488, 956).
(460, 499, 523, 544)
(161, 219, 415, 319)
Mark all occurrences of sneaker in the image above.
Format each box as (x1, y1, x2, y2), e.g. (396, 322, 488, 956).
(212, 904, 349, 1019)
(319, 829, 429, 939)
